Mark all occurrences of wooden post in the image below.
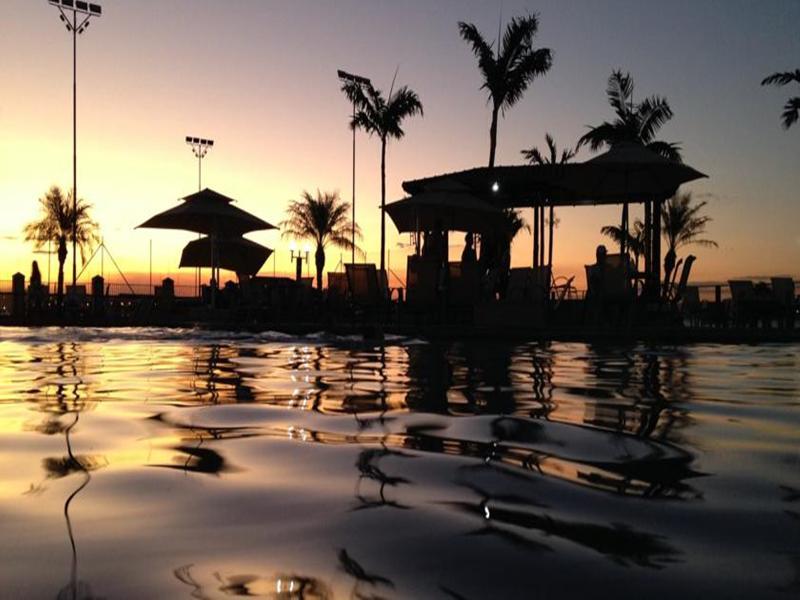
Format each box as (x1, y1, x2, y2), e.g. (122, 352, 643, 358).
(653, 199, 662, 292)
(533, 206, 539, 269)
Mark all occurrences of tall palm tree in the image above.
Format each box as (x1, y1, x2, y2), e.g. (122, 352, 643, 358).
(459, 14, 552, 168)
(601, 219, 646, 271)
(577, 70, 682, 161)
(521, 133, 575, 268)
(660, 191, 717, 293)
(24, 186, 98, 306)
(341, 79, 423, 275)
(280, 190, 359, 291)
(761, 69, 800, 129)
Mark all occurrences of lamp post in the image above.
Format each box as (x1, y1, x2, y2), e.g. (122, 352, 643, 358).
(185, 136, 214, 296)
(289, 241, 309, 282)
(185, 136, 214, 190)
(48, 0, 102, 291)
(337, 69, 371, 264)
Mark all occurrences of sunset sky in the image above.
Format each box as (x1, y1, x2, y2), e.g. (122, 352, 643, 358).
(1, 0, 798, 289)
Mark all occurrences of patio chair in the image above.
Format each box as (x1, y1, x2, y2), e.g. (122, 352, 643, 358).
(328, 272, 349, 296)
(681, 285, 702, 326)
(771, 277, 796, 329)
(728, 280, 755, 327)
(668, 255, 696, 307)
(507, 266, 551, 303)
(406, 256, 440, 307)
(345, 264, 381, 312)
(447, 261, 481, 306)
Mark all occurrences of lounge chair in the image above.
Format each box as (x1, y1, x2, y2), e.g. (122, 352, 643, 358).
(681, 285, 702, 326)
(668, 255, 696, 306)
(345, 263, 381, 312)
(506, 266, 551, 303)
(728, 280, 755, 327)
(406, 256, 440, 307)
(447, 261, 481, 306)
(771, 277, 796, 329)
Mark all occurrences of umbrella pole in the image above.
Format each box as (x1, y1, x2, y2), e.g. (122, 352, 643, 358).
(533, 206, 539, 269)
(653, 199, 662, 296)
(620, 202, 628, 258)
(539, 205, 545, 268)
(644, 199, 652, 295)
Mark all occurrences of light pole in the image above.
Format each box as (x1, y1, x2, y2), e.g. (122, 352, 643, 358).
(48, 0, 102, 291)
(185, 136, 214, 190)
(337, 69, 371, 264)
(289, 241, 309, 282)
(185, 136, 214, 296)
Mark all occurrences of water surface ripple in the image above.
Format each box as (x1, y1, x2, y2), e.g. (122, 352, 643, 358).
(0, 327, 798, 598)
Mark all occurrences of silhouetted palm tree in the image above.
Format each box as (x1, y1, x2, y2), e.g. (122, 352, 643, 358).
(578, 70, 682, 161)
(522, 133, 575, 268)
(341, 79, 423, 276)
(459, 14, 552, 168)
(601, 219, 646, 271)
(24, 186, 98, 306)
(761, 69, 800, 129)
(280, 190, 359, 290)
(661, 191, 717, 291)
(503, 208, 530, 243)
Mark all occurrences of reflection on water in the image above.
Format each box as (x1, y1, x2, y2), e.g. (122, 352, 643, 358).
(0, 328, 798, 598)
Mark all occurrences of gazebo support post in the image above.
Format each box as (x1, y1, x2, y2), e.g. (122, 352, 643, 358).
(620, 201, 628, 259)
(539, 205, 545, 268)
(653, 198, 662, 296)
(644, 199, 652, 293)
(547, 203, 554, 271)
(532, 205, 539, 269)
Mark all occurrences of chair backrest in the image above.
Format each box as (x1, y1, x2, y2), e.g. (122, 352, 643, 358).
(728, 280, 754, 304)
(682, 285, 701, 309)
(448, 261, 480, 305)
(328, 272, 349, 296)
(771, 277, 795, 308)
(406, 256, 439, 306)
(507, 268, 532, 300)
(345, 263, 379, 305)
(671, 255, 696, 304)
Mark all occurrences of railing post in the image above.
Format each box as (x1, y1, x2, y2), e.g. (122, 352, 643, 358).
(12, 273, 25, 318)
(92, 275, 105, 317)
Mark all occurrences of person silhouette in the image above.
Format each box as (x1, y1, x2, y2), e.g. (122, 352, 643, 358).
(461, 232, 477, 264)
(29, 260, 43, 314)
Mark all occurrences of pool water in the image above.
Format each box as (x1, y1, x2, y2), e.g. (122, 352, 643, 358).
(0, 328, 798, 599)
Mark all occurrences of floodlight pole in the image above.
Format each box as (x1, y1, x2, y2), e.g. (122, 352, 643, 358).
(338, 70, 371, 264)
(49, 1, 102, 290)
(185, 137, 214, 296)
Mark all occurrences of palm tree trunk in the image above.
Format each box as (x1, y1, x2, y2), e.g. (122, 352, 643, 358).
(380, 137, 387, 275)
(57, 235, 67, 307)
(315, 244, 325, 291)
(488, 104, 500, 168)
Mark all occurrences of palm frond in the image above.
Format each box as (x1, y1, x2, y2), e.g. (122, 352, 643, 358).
(637, 95, 674, 144)
(761, 70, 800, 86)
(501, 47, 552, 110)
(645, 140, 683, 162)
(781, 96, 800, 129)
(606, 70, 634, 117)
(458, 22, 496, 81)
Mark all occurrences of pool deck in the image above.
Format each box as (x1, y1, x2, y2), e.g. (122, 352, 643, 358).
(1, 313, 798, 344)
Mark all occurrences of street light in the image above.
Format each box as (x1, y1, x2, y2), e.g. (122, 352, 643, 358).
(289, 241, 309, 282)
(185, 136, 214, 190)
(48, 0, 102, 292)
(185, 136, 214, 296)
(337, 69, 371, 265)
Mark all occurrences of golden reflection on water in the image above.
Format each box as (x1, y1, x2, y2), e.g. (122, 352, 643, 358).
(0, 329, 798, 598)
